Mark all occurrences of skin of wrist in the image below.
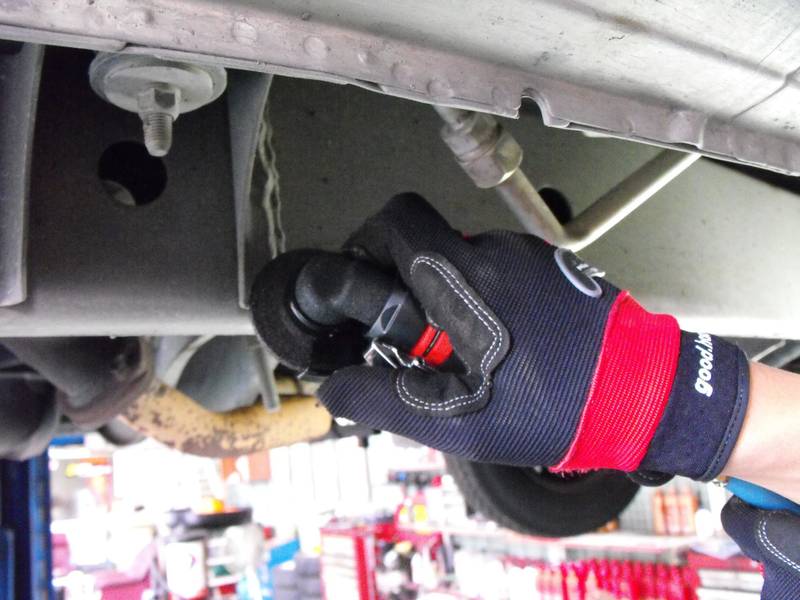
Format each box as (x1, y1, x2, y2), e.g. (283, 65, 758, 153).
(720, 361, 800, 504)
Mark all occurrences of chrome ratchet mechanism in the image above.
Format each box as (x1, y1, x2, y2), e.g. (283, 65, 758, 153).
(363, 339, 433, 371)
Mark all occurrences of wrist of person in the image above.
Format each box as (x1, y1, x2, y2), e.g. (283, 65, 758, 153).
(718, 362, 800, 504)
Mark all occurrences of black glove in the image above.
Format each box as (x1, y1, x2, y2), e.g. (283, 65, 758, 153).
(316, 194, 749, 477)
(722, 498, 800, 600)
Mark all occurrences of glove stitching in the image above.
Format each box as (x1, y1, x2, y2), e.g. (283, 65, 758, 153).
(395, 256, 502, 411)
(396, 256, 498, 410)
(397, 372, 484, 412)
(758, 514, 800, 574)
(701, 351, 749, 481)
(411, 257, 503, 373)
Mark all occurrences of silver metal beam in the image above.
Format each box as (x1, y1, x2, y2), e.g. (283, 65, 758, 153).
(0, 43, 43, 306)
(226, 70, 274, 309)
(2, 1, 800, 175)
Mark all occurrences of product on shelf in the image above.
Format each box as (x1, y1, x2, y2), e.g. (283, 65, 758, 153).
(664, 487, 682, 536)
(652, 490, 667, 536)
(677, 486, 699, 536)
(651, 484, 701, 537)
(508, 559, 699, 600)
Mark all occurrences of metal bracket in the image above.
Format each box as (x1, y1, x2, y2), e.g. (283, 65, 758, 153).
(227, 70, 275, 309)
(0, 43, 43, 306)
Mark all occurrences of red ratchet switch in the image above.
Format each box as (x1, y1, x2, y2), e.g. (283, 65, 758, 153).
(408, 325, 454, 367)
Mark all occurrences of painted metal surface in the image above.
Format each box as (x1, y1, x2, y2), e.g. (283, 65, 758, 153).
(0, 48, 250, 336)
(1, 1, 800, 174)
(0, 43, 43, 307)
(226, 71, 275, 309)
(0, 54, 797, 338)
(0, 51, 268, 334)
(270, 77, 800, 340)
(0, 454, 54, 600)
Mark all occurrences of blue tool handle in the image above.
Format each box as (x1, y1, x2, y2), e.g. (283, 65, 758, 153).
(727, 477, 800, 516)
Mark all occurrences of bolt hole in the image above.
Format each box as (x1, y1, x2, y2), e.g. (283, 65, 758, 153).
(537, 187, 573, 225)
(97, 141, 167, 207)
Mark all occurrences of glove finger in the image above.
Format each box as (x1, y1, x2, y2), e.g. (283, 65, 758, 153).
(722, 497, 800, 597)
(318, 365, 488, 457)
(344, 193, 472, 276)
(404, 251, 510, 377)
(318, 364, 432, 434)
(345, 194, 510, 376)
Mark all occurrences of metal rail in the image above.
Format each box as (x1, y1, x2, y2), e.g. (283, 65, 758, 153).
(1, 0, 799, 175)
(497, 151, 700, 250)
(436, 106, 700, 250)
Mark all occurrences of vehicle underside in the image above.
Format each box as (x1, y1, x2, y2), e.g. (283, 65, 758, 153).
(1, 0, 799, 536)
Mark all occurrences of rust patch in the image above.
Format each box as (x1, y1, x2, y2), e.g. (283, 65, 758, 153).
(122, 380, 331, 457)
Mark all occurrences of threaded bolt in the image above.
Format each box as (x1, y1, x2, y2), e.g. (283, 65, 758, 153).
(141, 112, 174, 157)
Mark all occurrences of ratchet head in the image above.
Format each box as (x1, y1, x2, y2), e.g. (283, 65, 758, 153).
(250, 249, 369, 376)
(251, 249, 455, 376)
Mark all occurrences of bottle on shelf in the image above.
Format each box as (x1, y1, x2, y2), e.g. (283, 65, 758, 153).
(551, 566, 564, 600)
(537, 566, 550, 600)
(678, 485, 699, 536)
(655, 563, 670, 600)
(564, 564, 581, 600)
(664, 486, 682, 536)
(618, 562, 636, 599)
(641, 562, 657, 600)
(584, 564, 601, 600)
(598, 560, 613, 600)
(652, 489, 667, 535)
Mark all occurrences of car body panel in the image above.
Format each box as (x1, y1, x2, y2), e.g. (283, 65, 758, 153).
(1, 0, 800, 173)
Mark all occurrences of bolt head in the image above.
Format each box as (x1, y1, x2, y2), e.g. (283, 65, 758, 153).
(137, 87, 181, 119)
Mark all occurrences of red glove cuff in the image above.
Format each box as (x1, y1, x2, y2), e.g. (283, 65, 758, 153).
(552, 292, 681, 473)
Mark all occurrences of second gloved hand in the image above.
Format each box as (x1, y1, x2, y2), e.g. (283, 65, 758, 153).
(318, 194, 750, 479)
(722, 498, 800, 600)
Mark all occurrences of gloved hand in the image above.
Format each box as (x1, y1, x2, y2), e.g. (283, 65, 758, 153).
(722, 498, 800, 600)
(319, 194, 750, 478)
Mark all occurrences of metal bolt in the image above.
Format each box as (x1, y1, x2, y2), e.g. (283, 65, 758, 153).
(89, 53, 228, 158)
(141, 112, 174, 157)
(138, 87, 179, 158)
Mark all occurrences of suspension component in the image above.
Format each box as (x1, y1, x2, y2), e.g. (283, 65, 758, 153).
(121, 378, 330, 458)
(3, 337, 152, 429)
